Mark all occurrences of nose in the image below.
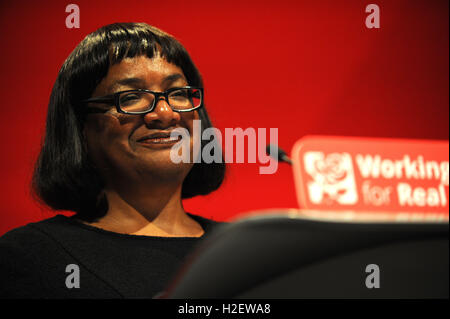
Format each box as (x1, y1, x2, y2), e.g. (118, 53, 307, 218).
(143, 97, 181, 128)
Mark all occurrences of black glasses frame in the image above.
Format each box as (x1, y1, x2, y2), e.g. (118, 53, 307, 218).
(83, 86, 203, 115)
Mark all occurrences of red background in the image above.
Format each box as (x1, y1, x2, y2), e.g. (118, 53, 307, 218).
(0, 0, 448, 235)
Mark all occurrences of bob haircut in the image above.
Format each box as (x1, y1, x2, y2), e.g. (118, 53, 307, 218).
(32, 22, 225, 222)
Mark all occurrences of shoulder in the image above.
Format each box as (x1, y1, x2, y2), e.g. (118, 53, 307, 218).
(0, 215, 67, 247)
(0, 216, 74, 298)
(0, 221, 62, 298)
(0, 214, 89, 265)
(1, 219, 51, 248)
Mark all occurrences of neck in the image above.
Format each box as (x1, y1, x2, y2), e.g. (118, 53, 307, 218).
(83, 182, 204, 237)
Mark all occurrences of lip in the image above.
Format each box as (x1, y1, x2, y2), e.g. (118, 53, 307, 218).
(136, 130, 183, 147)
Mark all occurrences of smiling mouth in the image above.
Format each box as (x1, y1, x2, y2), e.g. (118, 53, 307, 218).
(137, 132, 183, 145)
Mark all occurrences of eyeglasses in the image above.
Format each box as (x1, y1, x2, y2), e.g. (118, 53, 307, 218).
(83, 86, 203, 114)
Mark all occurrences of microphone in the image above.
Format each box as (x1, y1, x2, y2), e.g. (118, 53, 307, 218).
(266, 144, 292, 165)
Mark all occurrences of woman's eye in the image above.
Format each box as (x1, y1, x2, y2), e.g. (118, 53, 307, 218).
(170, 90, 189, 99)
(120, 93, 141, 105)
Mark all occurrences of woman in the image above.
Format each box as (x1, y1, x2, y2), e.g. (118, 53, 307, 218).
(0, 23, 225, 298)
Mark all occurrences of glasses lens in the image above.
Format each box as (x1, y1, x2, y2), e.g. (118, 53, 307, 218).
(168, 88, 202, 110)
(119, 92, 154, 113)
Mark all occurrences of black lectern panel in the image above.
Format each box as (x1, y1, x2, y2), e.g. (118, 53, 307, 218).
(163, 213, 449, 299)
(238, 239, 448, 298)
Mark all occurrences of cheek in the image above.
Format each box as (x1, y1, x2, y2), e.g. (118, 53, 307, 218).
(85, 116, 116, 144)
(84, 116, 134, 161)
(182, 112, 201, 162)
(182, 111, 200, 134)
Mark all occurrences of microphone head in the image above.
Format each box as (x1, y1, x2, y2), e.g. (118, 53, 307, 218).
(266, 144, 292, 164)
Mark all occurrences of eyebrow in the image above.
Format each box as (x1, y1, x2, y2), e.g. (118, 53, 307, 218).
(109, 74, 187, 92)
(109, 78, 144, 92)
(163, 74, 186, 85)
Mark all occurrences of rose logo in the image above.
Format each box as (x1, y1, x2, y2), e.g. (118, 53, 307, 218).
(304, 151, 358, 205)
(313, 153, 348, 185)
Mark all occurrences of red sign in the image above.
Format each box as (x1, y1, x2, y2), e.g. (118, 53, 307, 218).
(291, 136, 449, 221)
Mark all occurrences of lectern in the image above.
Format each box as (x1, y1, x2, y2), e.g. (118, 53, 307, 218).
(161, 211, 448, 298)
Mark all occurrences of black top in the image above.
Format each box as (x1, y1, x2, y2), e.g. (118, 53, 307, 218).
(0, 214, 223, 299)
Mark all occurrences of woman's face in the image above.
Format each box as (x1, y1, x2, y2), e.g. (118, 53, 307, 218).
(84, 54, 199, 187)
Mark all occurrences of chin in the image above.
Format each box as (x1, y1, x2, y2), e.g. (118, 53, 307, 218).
(138, 155, 194, 181)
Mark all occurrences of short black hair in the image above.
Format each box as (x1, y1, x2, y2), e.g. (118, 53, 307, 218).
(32, 23, 225, 222)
